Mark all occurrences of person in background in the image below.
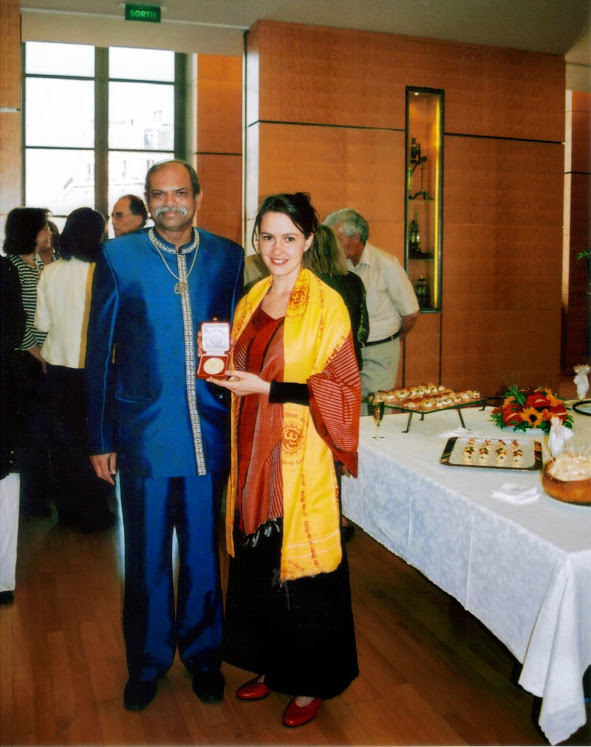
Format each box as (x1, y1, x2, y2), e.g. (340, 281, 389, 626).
(302, 223, 368, 543)
(37, 215, 60, 266)
(86, 160, 244, 711)
(324, 208, 419, 406)
(303, 224, 368, 369)
(0, 255, 26, 604)
(243, 251, 269, 291)
(210, 192, 360, 729)
(35, 207, 116, 532)
(4, 208, 53, 518)
(110, 194, 148, 237)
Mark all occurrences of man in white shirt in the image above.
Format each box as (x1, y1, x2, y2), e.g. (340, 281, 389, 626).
(324, 209, 419, 403)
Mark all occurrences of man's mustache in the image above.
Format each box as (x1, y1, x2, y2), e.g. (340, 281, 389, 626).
(155, 206, 188, 217)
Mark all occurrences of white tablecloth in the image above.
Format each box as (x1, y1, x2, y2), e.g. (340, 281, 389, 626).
(342, 407, 591, 745)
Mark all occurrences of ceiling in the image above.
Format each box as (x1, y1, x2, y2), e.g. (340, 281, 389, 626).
(20, 0, 591, 89)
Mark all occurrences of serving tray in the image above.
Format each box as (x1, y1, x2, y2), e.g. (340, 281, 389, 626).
(382, 399, 487, 433)
(440, 436, 543, 471)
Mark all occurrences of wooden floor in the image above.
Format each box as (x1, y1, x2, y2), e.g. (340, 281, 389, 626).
(3, 501, 589, 747)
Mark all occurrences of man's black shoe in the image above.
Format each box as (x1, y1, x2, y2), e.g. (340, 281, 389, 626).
(192, 670, 224, 703)
(123, 679, 157, 710)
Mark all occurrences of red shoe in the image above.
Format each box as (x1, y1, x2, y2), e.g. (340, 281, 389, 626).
(282, 696, 322, 727)
(236, 677, 271, 700)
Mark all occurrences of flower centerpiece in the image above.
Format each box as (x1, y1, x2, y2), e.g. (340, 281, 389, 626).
(491, 385, 573, 433)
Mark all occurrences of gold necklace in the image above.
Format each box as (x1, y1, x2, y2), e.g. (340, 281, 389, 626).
(149, 228, 199, 294)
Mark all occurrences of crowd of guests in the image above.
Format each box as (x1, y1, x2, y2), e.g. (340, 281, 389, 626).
(0, 200, 145, 605)
(0, 159, 418, 729)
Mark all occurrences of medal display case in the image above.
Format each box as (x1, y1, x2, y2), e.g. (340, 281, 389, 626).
(405, 87, 443, 313)
(196, 321, 231, 379)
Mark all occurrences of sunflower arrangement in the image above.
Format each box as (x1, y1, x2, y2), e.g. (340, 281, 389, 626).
(491, 384, 573, 433)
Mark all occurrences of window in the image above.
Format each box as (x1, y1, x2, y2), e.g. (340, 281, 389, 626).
(23, 42, 184, 232)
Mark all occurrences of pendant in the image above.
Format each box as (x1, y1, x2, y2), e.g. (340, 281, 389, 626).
(174, 281, 188, 294)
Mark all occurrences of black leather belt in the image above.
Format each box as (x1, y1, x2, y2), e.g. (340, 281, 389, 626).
(363, 331, 401, 347)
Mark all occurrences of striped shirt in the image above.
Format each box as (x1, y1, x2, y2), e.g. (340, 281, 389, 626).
(8, 254, 47, 351)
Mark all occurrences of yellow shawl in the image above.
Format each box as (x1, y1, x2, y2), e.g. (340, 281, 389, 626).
(226, 269, 354, 581)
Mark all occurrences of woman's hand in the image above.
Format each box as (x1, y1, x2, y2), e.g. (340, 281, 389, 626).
(208, 369, 271, 397)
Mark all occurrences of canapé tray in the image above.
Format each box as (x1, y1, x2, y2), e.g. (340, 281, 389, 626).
(376, 400, 487, 433)
(368, 386, 486, 433)
(440, 436, 543, 471)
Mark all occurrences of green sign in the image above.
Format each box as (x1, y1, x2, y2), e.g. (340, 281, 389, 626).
(125, 4, 161, 23)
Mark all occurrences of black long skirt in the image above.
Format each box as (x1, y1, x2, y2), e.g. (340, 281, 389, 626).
(223, 521, 358, 699)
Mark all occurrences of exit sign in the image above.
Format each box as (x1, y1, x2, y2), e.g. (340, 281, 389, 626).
(125, 4, 161, 22)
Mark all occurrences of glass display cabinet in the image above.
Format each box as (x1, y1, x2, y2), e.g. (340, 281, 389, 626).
(405, 87, 443, 312)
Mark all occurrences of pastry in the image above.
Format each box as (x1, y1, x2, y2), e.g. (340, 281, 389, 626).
(495, 440, 508, 465)
(478, 440, 491, 465)
(511, 440, 523, 467)
(462, 439, 476, 464)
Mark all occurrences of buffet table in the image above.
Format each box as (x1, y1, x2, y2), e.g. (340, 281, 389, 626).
(341, 407, 591, 745)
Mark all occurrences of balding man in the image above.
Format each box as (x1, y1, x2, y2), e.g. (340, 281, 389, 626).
(87, 161, 244, 711)
(111, 194, 148, 237)
(324, 208, 418, 404)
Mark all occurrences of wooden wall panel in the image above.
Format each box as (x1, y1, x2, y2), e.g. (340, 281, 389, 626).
(194, 54, 243, 247)
(251, 20, 564, 142)
(443, 138, 564, 316)
(571, 108, 591, 175)
(0, 0, 20, 109)
(196, 154, 242, 246)
(441, 310, 561, 395)
(571, 91, 591, 171)
(442, 136, 563, 391)
(0, 0, 21, 224)
(444, 223, 563, 312)
(444, 137, 564, 228)
(403, 313, 441, 386)
(0, 112, 21, 215)
(563, 173, 591, 366)
(563, 91, 591, 369)
(197, 55, 242, 155)
(253, 123, 405, 252)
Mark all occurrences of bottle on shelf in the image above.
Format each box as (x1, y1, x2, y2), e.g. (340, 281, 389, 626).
(409, 209, 421, 257)
(415, 275, 431, 309)
(410, 137, 421, 166)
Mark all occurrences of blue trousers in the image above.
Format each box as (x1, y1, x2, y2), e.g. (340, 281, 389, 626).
(119, 473, 224, 681)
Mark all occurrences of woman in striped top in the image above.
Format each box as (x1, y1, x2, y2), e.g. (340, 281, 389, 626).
(3, 208, 53, 517)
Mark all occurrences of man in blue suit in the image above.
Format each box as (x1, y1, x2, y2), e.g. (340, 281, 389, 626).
(86, 159, 244, 710)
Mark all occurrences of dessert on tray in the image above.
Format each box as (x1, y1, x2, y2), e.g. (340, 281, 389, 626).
(372, 383, 482, 412)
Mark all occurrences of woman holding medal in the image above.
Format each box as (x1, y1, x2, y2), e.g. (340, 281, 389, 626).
(208, 192, 361, 728)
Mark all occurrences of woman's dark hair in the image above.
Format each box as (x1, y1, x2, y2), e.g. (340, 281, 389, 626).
(3, 207, 47, 256)
(59, 208, 106, 263)
(252, 192, 319, 252)
(303, 224, 348, 277)
(48, 220, 60, 252)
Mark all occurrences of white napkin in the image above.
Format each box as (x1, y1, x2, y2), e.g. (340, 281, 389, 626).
(548, 416, 574, 458)
(574, 364, 590, 400)
(490, 483, 540, 504)
(439, 427, 479, 439)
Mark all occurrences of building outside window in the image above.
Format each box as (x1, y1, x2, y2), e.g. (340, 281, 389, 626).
(23, 42, 184, 233)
